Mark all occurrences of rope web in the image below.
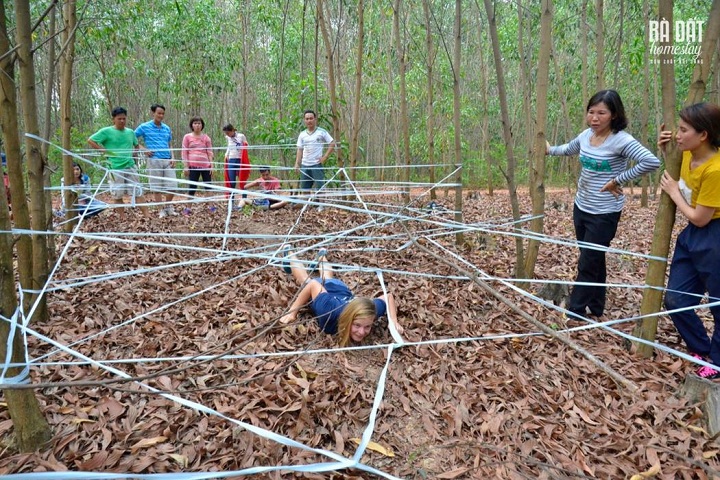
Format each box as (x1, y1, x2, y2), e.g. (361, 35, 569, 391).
(1, 136, 716, 479)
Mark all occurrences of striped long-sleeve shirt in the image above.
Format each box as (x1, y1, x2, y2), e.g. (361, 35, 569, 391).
(548, 128, 660, 214)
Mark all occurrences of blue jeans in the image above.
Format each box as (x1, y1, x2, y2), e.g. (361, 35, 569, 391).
(300, 165, 325, 190)
(568, 203, 621, 317)
(226, 158, 241, 187)
(665, 219, 720, 364)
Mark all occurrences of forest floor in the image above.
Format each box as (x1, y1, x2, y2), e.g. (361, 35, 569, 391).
(1, 188, 719, 479)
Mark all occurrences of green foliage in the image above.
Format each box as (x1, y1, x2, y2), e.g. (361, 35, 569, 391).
(47, 127, 106, 187)
(13, 0, 716, 192)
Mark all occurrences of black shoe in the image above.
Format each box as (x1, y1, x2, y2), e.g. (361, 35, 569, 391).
(280, 245, 292, 274)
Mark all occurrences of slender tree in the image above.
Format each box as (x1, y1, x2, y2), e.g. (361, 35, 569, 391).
(517, 0, 532, 156)
(0, 1, 33, 315)
(483, 0, 525, 278)
(477, 24, 492, 196)
(0, 0, 51, 452)
(524, 0, 553, 278)
(595, 0, 605, 90)
(349, 0, 365, 179)
(633, 0, 720, 356)
(639, 0, 651, 208)
(60, 0, 78, 232)
(41, 2, 56, 249)
(15, 0, 50, 318)
(317, 0, 342, 169)
(422, 0, 438, 199)
(393, 0, 411, 202)
(451, 0, 463, 245)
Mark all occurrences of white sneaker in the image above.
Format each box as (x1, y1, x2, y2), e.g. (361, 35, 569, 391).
(159, 208, 168, 218)
(165, 207, 179, 216)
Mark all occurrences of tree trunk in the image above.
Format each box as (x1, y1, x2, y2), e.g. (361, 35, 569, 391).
(42, 2, 56, 264)
(612, 0, 624, 87)
(0, 157, 51, 453)
(576, 0, 588, 187)
(300, 0, 307, 108)
(0, 0, 32, 313)
(0, 0, 51, 452)
(517, 0, 531, 158)
(524, 0, 553, 278)
(313, 4, 319, 113)
(632, 0, 720, 356)
(639, 0, 651, 208)
(15, 0, 50, 319)
(478, 35, 492, 196)
(595, 0, 604, 90)
(483, 0, 525, 278)
(422, 0, 437, 200)
(393, 0, 411, 203)
(452, 0, 463, 245)
(317, 0, 342, 170)
(241, 0, 251, 130)
(349, 0, 364, 180)
(61, 0, 78, 233)
(685, 0, 720, 105)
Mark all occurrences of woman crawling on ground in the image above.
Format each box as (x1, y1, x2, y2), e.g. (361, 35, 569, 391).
(279, 247, 403, 346)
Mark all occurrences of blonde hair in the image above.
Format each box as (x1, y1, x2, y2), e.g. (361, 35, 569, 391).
(337, 298, 377, 346)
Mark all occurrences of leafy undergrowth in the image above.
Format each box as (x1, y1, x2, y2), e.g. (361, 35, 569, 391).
(1, 189, 718, 479)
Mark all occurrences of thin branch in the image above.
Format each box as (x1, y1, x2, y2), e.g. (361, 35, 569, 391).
(30, 0, 58, 34)
(3, 307, 309, 391)
(407, 233, 639, 393)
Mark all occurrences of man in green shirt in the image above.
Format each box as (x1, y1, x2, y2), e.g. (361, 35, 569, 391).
(88, 106, 148, 218)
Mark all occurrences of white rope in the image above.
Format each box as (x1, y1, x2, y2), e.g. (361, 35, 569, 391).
(3, 134, 713, 479)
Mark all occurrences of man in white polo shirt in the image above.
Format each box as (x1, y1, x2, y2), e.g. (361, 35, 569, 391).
(295, 110, 334, 195)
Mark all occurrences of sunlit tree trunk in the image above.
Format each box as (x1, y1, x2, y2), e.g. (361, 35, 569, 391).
(524, 0, 553, 278)
(633, 0, 720, 356)
(483, 0, 525, 278)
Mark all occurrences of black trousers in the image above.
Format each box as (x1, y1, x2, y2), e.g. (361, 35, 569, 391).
(568, 203, 621, 317)
(188, 168, 212, 196)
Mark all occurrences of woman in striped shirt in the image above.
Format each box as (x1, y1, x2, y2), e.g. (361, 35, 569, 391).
(546, 90, 660, 320)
